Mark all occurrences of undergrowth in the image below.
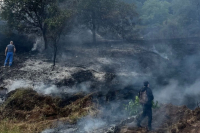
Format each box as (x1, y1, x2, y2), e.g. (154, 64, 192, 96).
(125, 96, 160, 116)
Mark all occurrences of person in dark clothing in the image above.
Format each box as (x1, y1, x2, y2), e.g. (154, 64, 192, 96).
(4, 41, 16, 67)
(137, 81, 154, 130)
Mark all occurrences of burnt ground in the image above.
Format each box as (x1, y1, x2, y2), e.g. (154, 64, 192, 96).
(0, 41, 200, 132)
(0, 42, 169, 84)
(120, 105, 200, 133)
(0, 42, 168, 99)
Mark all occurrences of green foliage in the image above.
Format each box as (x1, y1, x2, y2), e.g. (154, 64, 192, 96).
(109, 1, 138, 39)
(137, 0, 200, 39)
(2, 0, 199, 41)
(77, 0, 138, 40)
(169, 0, 200, 37)
(77, 0, 116, 29)
(44, 3, 74, 67)
(141, 0, 171, 25)
(0, 0, 58, 49)
(125, 96, 160, 116)
(1, 0, 74, 65)
(45, 5, 73, 41)
(1, 0, 55, 33)
(0, 0, 74, 50)
(152, 101, 159, 109)
(125, 96, 142, 116)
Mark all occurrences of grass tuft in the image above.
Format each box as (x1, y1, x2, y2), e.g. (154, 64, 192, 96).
(0, 120, 22, 133)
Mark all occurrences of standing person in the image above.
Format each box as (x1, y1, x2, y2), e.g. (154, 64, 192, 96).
(3, 41, 16, 67)
(137, 81, 154, 130)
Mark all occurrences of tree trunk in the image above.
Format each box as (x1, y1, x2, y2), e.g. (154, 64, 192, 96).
(42, 29, 48, 50)
(44, 35, 48, 50)
(92, 11, 96, 44)
(52, 42, 57, 71)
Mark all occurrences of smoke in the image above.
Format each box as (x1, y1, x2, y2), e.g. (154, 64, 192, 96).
(32, 36, 45, 52)
(77, 117, 107, 132)
(61, 28, 104, 45)
(5, 80, 33, 92)
(42, 101, 130, 133)
(4, 80, 91, 95)
(154, 79, 200, 109)
(151, 45, 170, 60)
(34, 83, 61, 95)
(4, 80, 62, 95)
(154, 80, 181, 105)
(42, 117, 106, 133)
(42, 122, 77, 133)
(7, 33, 200, 132)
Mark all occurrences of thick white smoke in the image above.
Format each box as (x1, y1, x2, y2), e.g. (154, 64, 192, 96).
(4, 80, 91, 95)
(77, 117, 107, 132)
(154, 79, 200, 108)
(31, 37, 45, 52)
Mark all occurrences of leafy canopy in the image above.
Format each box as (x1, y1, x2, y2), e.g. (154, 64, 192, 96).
(1, 0, 57, 34)
(141, 0, 171, 25)
(77, 0, 138, 40)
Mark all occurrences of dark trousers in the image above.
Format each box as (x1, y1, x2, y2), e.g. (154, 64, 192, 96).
(137, 105, 152, 128)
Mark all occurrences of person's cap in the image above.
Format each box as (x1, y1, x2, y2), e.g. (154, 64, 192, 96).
(144, 81, 149, 86)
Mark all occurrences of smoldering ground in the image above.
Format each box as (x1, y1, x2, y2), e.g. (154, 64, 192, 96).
(4, 80, 91, 96)
(34, 36, 200, 132)
(1, 32, 200, 132)
(42, 101, 131, 133)
(30, 28, 200, 107)
(1, 20, 200, 132)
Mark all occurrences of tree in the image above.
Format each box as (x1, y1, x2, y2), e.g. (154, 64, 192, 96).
(170, 0, 200, 37)
(141, 0, 171, 25)
(77, 0, 116, 43)
(45, 2, 74, 69)
(107, 1, 138, 39)
(1, 0, 58, 49)
(138, 0, 171, 39)
(77, 0, 138, 42)
(1, 0, 75, 68)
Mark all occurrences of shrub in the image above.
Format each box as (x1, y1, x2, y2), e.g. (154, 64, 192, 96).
(125, 96, 160, 116)
(152, 101, 159, 109)
(125, 96, 142, 116)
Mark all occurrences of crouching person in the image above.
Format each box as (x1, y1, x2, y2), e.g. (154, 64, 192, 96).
(137, 81, 154, 131)
(4, 41, 16, 67)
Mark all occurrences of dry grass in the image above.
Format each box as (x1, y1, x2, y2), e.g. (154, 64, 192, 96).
(0, 120, 21, 133)
(0, 89, 97, 133)
(0, 118, 68, 133)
